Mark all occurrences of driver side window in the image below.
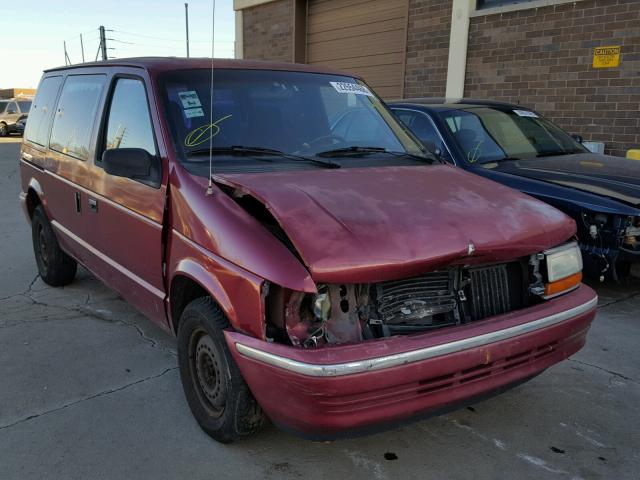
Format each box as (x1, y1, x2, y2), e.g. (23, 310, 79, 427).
(104, 78, 156, 156)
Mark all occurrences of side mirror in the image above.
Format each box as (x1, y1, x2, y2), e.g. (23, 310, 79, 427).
(102, 148, 155, 180)
(571, 134, 584, 144)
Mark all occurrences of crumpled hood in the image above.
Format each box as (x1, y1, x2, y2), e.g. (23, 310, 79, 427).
(488, 153, 640, 207)
(216, 165, 575, 283)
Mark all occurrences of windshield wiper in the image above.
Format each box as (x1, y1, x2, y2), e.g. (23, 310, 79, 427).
(186, 145, 341, 169)
(317, 146, 387, 156)
(317, 146, 436, 164)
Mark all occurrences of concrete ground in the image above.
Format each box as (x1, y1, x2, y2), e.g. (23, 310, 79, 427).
(1, 137, 639, 480)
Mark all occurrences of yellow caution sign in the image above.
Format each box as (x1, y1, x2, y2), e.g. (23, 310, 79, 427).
(593, 46, 621, 68)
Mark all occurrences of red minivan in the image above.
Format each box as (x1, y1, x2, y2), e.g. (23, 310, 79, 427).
(19, 58, 597, 442)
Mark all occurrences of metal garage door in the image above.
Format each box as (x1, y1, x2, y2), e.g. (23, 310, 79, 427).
(306, 0, 408, 99)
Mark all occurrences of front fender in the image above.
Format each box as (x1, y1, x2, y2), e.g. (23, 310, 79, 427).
(168, 229, 267, 340)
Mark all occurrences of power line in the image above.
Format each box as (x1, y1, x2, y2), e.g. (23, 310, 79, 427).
(107, 38, 137, 45)
(112, 29, 233, 44)
(111, 29, 186, 42)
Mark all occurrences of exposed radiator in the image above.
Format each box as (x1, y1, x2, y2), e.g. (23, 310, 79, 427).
(468, 264, 511, 320)
(375, 271, 457, 326)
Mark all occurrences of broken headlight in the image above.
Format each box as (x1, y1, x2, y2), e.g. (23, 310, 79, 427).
(531, 242, 583, 299)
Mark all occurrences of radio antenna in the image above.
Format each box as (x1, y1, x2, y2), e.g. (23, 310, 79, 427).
(206, 0, 216, 196)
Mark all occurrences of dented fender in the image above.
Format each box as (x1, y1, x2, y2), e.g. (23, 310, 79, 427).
(169, 165, 316, 293)
(168, 229, 268, 339)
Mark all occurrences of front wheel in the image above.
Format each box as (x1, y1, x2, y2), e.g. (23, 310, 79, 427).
(31, 205, 77, 286)
(177, 297, 265, 443)
(0, 123, 8, 137)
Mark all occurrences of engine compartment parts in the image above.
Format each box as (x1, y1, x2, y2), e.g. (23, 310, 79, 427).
(279, 243, 585, 348)
(282, 262, 530, 347)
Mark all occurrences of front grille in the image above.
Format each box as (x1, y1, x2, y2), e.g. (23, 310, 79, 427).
(375, 271, 457, 326)
(468, 264, 512, 320)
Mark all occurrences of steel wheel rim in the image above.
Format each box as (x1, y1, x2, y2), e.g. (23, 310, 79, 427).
(36, 223, 49, 270)
(189, 328, 225, 417)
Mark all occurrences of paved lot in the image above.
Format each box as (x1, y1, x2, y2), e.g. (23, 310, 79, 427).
(1, 137, 639, 479)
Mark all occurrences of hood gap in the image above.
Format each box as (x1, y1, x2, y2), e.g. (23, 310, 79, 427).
(215, 181, 308, 266)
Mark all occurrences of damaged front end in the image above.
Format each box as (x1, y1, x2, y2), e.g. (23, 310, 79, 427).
(267, 244, 583, 348)
(578, 211, 640, 281)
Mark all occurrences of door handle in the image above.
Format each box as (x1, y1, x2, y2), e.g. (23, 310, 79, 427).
(75, 192, 81, 213)
(88, 197, 98, 213)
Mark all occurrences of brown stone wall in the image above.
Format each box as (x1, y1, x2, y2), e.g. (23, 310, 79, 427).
(403, 0, 453, 99)
(465, 0, 640, 157)
(243, 0, 293, 62)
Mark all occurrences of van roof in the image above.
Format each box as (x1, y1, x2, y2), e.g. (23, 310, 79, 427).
(44, 57, 358, 78)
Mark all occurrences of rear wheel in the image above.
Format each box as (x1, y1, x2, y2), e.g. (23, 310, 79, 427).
(0, 123, 7, 137)
(177, 297, 265, 443)
(31, 205, 77, 286)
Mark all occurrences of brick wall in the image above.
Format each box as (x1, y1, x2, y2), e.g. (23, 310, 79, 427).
(465, 0, 640, 157)
(403, 0, 452, 98)
(243, 0, 293, 62)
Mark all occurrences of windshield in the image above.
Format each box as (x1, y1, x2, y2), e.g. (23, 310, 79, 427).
(438, 107, 588, 164)
(17, 101, 32, 112)
(159, 69, 424, 173)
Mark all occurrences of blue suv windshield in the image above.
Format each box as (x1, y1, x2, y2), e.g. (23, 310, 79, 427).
(439, 107, 587, 164)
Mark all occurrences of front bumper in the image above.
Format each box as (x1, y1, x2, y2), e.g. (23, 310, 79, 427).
(226, 285, 597, 439)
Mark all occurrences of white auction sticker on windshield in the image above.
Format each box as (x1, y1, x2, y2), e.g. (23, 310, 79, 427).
(513, 109, 539, 118)
(184, 107, 205, 118)
(330, 82, 373, 96)
(178, 91, 202, 109)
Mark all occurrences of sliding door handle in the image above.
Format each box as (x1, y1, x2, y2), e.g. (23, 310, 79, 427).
(88, 197, 98, 213)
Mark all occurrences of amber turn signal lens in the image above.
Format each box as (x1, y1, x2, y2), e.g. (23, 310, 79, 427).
(545, 271, 583, 297)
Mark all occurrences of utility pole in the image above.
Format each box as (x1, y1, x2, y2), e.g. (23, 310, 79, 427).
(185, 3, 190, 58)
(99, 25, 108, 61)
(80, 34, 85, 62)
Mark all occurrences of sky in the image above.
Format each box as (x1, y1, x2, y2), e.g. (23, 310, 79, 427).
(0, 0, 236, 88)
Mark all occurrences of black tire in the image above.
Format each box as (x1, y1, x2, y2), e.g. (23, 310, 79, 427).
(177, 297, 265, 443)
(0, 123, 7, 137)
(31, 205, 77, 286)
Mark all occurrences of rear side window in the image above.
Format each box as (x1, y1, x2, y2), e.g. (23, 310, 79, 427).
(24, 76, 63, 147)
(104, 78, 156, 155)
(50, 75, 106, 160)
